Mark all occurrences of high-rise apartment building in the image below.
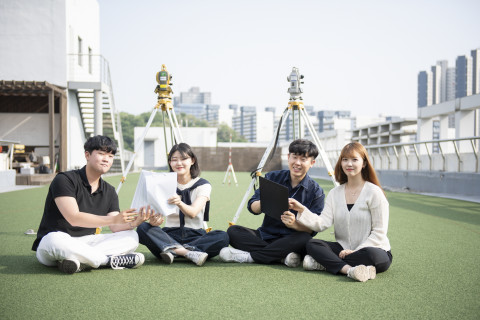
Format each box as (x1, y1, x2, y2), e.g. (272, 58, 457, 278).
(437, 60, 449, 102)
(431, 64, 442, 105)
(446, 67, 456, 101)
(232, 107, 274, 143)
(317, 110, 351, 132)
(174, 87, 211, 106)
(455, 55, 473, 98)
(418, 48, 479, 107)
(472, 48, 480, 95)
(173, 87, 213, 119)
(418, 70, 433, 107)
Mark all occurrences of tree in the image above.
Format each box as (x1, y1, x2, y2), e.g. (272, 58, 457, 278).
(217, 123, 248, 142)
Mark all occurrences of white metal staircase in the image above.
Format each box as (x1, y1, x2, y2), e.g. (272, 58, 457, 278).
(68, 54, 125, 174)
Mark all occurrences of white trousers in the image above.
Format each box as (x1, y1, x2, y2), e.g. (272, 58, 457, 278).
(36, 230, 139, 268)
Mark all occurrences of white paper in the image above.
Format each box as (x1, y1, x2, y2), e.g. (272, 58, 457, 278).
(130, 170, 177, 216)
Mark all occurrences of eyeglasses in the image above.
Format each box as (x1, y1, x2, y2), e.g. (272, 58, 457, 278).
(169, 157, 191, 163)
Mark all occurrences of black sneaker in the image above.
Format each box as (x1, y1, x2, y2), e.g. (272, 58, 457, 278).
(58, 259, 80, 274)
(109, 253, 145, 270)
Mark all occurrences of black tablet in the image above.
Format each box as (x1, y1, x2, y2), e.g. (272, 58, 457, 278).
(259, 176, 289, 220)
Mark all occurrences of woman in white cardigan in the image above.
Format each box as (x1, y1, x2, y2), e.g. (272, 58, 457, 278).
(282, 142, 392, 282)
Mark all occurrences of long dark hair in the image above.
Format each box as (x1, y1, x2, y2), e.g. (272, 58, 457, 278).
(334, 142, 382, 190)
(167, 143, 200, 179)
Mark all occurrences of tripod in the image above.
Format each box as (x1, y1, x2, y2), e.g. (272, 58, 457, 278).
(116, 65, 182, 193)
(222, 133, 238, 186)
(115, 65, 210, 230)
(229, 67, 339, 225)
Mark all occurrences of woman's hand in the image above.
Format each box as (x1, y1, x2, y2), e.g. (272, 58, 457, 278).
(339, 249, 354, 259)
(168, 194, 182, 206)
(148, 213, 165, 227)
(288, 198, 305, 213)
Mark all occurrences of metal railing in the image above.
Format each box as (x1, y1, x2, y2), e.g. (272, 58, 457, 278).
(323, 137, 479, 173)
(67, 54, 126, 174)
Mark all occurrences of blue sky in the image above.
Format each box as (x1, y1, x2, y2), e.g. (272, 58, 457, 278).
(99, 0, 480, 118)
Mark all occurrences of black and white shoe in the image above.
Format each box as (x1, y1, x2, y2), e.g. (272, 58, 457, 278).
(109, 253, 145, 270)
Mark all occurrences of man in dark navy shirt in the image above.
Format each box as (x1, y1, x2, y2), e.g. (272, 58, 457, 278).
(220, 139, 325, 266)
(33, 135, 152, 274)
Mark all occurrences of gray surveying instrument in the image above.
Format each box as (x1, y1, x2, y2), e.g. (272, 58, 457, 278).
(229, 67, 339, 225)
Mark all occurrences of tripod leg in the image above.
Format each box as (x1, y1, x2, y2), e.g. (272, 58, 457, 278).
(166, 107, 184, 142)
(230, 107, 291, 224)
(223, 165, 230, 184)
(230, 164, 238, 186)
(299, 107, 338, 187)
(117, 106, 159, 193)
(230, 178, 256, 225)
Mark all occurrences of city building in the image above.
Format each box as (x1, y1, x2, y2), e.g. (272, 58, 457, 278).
(418, 70, 433, 107)
(317, 110, 351, 132)
(456, 55, 473, 98)
(351, 118, 417, 146)
(232, 107, 274, 143)
(418, 48, 480, 107)
(200, 105, 234, 127)
(472, 48, 480, 95)
(174, 87, 211, 105)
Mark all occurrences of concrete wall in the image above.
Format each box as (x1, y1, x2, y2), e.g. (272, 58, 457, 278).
(192, 147, 282, 173)
(0, 0, 67, 86)
(134, 127, 218, 169)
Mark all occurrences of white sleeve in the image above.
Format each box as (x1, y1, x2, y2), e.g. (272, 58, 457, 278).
(297, 190, 335, 232)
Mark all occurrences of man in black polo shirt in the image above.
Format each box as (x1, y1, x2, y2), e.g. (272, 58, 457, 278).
(32, 135, 152, 274)
(219, 139, 325, 267)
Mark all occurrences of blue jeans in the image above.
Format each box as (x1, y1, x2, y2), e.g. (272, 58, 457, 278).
(136, 222, 229, 259)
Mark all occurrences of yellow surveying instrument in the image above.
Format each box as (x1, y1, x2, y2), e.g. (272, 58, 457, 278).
(117, 64, 183, 193)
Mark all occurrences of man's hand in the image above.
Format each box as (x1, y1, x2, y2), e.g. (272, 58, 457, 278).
(281, 211, 299, 230)
(130, 206, 155, 228)
(112, 208, 138, 225)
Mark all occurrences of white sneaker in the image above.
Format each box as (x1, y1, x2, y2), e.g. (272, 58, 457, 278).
(347, 265, 370, 282)
(367, 265, 376, 280)
(185, 251, 208, 266)
(160, 252, 174, 264)
(283, 252, 301, 268)
(219, 247, 253, 263)
(303, 255, 326, 271)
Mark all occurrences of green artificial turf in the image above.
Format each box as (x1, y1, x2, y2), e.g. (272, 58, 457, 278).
(0, 171, 479, 319)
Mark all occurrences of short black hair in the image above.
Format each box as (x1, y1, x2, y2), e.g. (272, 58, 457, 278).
(84, 135, 117, 155)
(167, 143, 200, 178)
(288, 139, 318, 159)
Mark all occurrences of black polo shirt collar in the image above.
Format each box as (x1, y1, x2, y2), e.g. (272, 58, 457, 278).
(79, 166, 105, 194)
